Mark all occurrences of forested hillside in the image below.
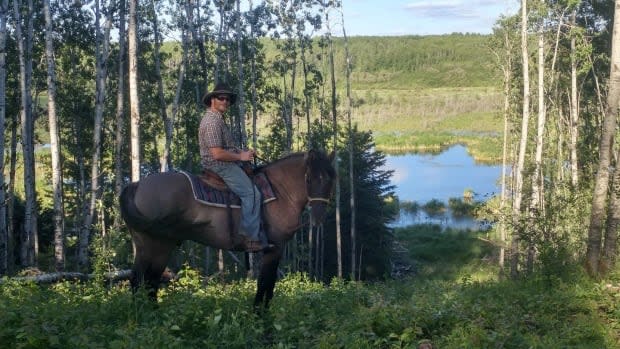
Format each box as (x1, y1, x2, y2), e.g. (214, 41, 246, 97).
(260, 34, 504, 160)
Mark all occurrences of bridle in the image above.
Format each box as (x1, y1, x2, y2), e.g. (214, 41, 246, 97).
(304, 171, 331, 207)
(307, 196, 330, 204)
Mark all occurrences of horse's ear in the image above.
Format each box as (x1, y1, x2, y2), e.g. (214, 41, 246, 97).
(305, 149, 316, 162)
(328, 150, 335, 162)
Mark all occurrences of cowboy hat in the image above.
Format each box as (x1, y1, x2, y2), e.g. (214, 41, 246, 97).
(201, 82, 237, 106)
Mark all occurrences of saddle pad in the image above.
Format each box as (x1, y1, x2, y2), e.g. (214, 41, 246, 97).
(180, 170, 276, 208)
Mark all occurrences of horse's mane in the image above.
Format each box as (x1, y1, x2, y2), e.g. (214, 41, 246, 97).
(255, 150, 333, 174)
(255, 152, 305, 172)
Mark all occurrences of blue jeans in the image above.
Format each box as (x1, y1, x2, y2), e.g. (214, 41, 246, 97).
(210, 163, 261, 240)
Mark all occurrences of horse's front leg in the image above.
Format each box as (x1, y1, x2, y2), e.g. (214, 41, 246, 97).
(254, 245, 282, 309)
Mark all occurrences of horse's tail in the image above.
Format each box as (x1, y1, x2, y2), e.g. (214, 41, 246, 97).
(119, 182, 149, 232)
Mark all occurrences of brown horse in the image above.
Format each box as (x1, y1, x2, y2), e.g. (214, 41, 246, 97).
(119, 150, 335, 308)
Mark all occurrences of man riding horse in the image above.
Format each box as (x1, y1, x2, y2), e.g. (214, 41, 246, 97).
(198, 82, 272, 252)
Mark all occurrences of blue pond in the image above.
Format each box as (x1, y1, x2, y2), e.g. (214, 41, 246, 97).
(381, 145, 504, 229)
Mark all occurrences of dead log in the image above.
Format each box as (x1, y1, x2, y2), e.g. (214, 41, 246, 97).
(0, 270, 133, 285)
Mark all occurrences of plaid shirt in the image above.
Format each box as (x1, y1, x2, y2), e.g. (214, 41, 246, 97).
(199, 109, 238, 168)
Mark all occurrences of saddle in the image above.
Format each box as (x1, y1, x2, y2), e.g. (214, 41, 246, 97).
(179, 169, 276, 208)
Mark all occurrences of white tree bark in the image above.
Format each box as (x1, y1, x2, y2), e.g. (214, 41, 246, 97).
(114, 0, 127, 230)
(586, 0, 620, 275)
(13, 0, 38, 267)
(129, 0, 141, 182)
(569, 10, 579, 186)
(0, 0, 7, 274)
(511, 0, 530, 278)
(43, 0, 65, 271)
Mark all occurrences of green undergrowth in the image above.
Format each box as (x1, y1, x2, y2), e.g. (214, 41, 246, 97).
(1, 228, 619, 348)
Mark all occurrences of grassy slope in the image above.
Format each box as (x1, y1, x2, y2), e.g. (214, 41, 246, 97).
(1, 226, 618, 348)
(341, 35, 503, 161)
(262, 34, 504, 161)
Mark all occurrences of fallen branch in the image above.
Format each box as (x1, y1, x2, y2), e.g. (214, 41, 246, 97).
(0, 270, 133, 285)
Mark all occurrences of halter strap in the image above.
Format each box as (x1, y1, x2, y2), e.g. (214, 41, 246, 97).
(307, 197, 330, 204)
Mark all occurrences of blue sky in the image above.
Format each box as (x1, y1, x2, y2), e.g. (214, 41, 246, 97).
(340, 0, 519, 36)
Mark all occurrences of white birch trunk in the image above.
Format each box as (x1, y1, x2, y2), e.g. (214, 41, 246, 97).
(511, 0, 530, 278)
(114, 0, 127, 230)
(14, 0, 37, 267)
(236, 0, 247, 147)
(128, 0, 141, 182)
(43, 0, 65, 271)
(586, 0, 620, 275)
(79, 0, 112, 270)
(569, 10, 579, 186)
(0, 0, 7, 274)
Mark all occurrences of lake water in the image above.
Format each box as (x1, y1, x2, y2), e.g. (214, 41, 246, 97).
(382, 145, 504, 229)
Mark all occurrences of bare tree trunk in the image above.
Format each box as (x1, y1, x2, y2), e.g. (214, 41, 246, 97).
(602, 158, 620, 274)
(324, 8, 341, 278)
(149, 0, 171, 172)
(341, 17, 356, 280)
(7, 112, 17, 272)
(79, 0, 112, 270)
(511, 0, 531, 278)
(499, 35, 513, 275)
(569, 10, 579, 187)
(114, 0, 127, 230)
(526, 29, 547, 272)
(128, 0, 141, 182)
(43, 0, 65, 271)
(531, 31, 546, 214)
(586, 0, 620, 276)
(14, 0, 37, 267)
(0, 0, 7, 275)
(235, 0, 247, 147)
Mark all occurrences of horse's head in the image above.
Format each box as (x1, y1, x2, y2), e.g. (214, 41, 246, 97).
(304, 149, 336, 224)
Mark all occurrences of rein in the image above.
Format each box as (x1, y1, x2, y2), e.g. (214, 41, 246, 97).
(256, 152, 331, 206)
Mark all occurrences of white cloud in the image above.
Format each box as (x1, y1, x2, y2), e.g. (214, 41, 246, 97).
(403, 0, 508, 20)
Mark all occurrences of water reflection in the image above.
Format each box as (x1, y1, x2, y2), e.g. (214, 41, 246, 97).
(382, 145, 504, 229)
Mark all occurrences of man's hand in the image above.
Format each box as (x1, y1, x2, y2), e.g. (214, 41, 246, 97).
(239, 150, 255, 162)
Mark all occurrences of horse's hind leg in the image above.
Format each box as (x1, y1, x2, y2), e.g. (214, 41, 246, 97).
(130, 231, 176, 300)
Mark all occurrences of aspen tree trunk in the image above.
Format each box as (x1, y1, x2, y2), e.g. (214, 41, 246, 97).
(569, 10, 579, 186)
(149, 0, 171, 172)
(602, 156, 620, 274)
(80, 0, 112, 270)
(170, 28, 188, 157)
(531, 31, 546, 213)
(114, 0, 127, 230)
(249, 46, 258, 149)
(0, 0, 7, 274)
(325, 9, 342, 278)
(190, 0, 208, 88)
(341, 17, 356, 280)
(586, 0, 620, 276)
(7, 112, 16, 271)
(128, 0, 141, 182)
(236, 0, 247, 147)
(511, 0, 531, 278)
(14, 0, 37, 267)
(496, 27, 514, 273)
(43, 0, 65, 271)
(527, 29, 547, 273)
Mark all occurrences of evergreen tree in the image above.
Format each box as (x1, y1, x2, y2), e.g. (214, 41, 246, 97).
(323, 126, 395, 280)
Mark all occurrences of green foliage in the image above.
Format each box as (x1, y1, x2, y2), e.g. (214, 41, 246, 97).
(322, 126, 396, 280)
(1, 230, 618, 348)
(422, 199, 446, 217)
(448, 197, 482, 218)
